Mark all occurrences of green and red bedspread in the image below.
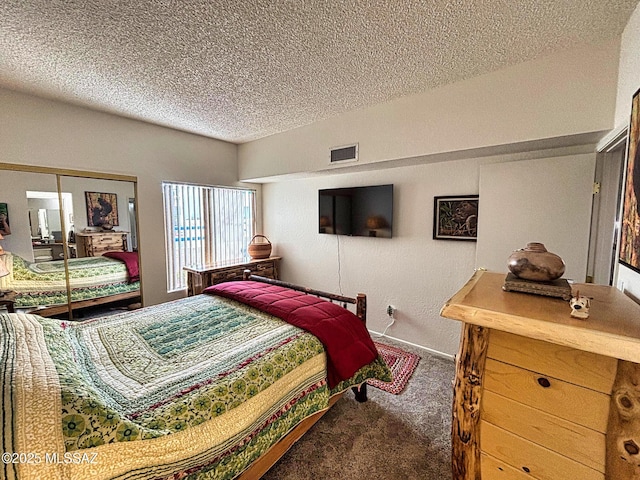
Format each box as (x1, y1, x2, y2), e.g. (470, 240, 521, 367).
(1, 293, 391, 480)
(0, 252, 140, 308)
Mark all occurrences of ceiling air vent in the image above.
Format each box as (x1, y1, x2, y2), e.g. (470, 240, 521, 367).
(330, 143, 358, 163)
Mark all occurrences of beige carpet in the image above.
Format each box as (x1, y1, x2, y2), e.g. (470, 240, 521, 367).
(262, 336, 455, 480)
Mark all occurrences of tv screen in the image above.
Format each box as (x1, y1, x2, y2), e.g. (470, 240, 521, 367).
(318, 184, 393, 238)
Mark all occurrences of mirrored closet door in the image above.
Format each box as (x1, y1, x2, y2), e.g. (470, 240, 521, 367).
(0, 163, 141, 320)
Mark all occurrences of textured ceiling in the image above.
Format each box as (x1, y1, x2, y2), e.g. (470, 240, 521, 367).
(1, 1, 638, 144)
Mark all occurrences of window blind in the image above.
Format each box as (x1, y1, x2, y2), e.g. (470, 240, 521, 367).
(162, 182, 256, 292)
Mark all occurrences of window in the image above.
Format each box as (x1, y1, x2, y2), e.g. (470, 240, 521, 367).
(162, 182, 256, 292)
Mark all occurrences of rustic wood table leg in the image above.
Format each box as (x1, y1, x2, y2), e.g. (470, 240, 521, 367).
(452, 323, 490, 480)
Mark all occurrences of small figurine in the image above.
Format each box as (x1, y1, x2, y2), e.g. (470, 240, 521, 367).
(570, 290, 591, 319)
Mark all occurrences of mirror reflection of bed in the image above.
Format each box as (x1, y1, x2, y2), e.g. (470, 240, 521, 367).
(5, 247, 141, 319)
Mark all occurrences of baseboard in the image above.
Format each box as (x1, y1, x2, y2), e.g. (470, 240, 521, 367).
(368, 330, 455, 362)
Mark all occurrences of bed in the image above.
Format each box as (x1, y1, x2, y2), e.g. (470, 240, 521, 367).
(0, 251, 140, 316)
(1, 273, 392, 479)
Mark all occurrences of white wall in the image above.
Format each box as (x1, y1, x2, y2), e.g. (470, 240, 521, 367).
(476, 153, 596, 282)
(0, 88, 251, 307)
(615, 3, 640, 299)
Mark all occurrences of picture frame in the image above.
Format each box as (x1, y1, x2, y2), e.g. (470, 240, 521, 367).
(433, 195, 479, 241)
(0, 202, 10, 235)
(85, 192, 119, 227)
(620, 87, 640, 274)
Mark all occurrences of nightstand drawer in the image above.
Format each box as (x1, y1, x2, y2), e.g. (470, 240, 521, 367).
(210, 261, 275, 283)
(487, 330, 616, 393)
(251, 260, 274, 272)
(482, 390, 605, 471)
(211, 270, 240, 283)
(481, 421, 604, 480)
(484, 358, 610, 432)
(255, 264, 274, 276)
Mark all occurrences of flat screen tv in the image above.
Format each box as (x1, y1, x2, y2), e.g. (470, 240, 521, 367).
(318, 184, 393, 238)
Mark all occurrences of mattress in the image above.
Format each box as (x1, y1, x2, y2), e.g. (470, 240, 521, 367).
(1, 252, 139, 308)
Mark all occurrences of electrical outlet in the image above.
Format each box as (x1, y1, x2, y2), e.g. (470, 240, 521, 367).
(386, 305, 395, 316)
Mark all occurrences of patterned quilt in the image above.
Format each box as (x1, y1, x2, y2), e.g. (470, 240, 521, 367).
(1, 294, 391, 480)
(0, 253, 140, 308)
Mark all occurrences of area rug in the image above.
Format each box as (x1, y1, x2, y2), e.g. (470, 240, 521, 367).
(368, 341, 421, 394)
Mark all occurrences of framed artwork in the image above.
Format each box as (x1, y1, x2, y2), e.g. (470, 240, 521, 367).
(620, 87, 640, 273)
(433, 195, 479, 241)
(0, 203, 10, 235)
(85, 192, 119, 227)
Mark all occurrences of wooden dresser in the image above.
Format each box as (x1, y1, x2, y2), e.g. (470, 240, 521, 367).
(184, 257, 281, 296)
(76, 231, 128, 257)
(440, 270, 640, 480)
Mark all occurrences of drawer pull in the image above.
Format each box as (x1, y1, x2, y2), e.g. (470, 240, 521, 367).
(620, 395, 633, 409)
(522, 466, 531, 473)
(537, 377, 551, 388)
(624, 440, 640, 455)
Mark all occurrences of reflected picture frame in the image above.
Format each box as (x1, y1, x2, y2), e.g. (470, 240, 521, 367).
(433, 195, 479, 241)
(85, 192, 119, 227)
(0, 203, 10, 236)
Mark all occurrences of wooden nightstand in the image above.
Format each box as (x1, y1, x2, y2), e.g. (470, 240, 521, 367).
(0, 291, 17, 313)
(184, 257, 281, 296)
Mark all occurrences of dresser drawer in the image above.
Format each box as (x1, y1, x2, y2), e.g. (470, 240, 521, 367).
(487, 330, 616, 394)
(484, 358, 610, 432)
(100, 238, 125, 249)
(481, 453, 536, 480)
(77, 232, 127, 257)
(482, 390, 605, 472)
(100, 248, 121, 255)
(481, 421, 604, 480)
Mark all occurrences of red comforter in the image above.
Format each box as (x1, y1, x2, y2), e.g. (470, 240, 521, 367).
(204, 281, 378, 388)
(102, 251, 140, 282)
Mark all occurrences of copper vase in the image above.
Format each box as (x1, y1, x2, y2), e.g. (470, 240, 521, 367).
(507, 242, 565, 282)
